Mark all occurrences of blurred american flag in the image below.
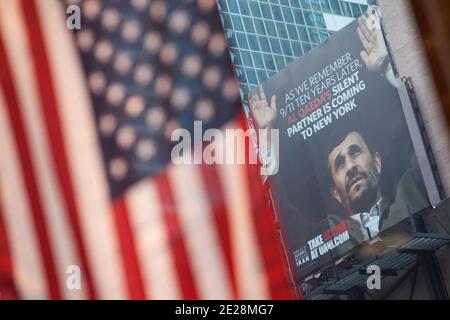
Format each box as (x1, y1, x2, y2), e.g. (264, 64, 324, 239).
(0, 0, 294, 299)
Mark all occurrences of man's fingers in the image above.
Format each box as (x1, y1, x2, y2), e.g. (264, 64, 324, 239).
(364, 14, 377, 32)
(248, 93, 258, 111)
(357, 27, 371, 53)
(369, 31, 380, 51)
(358, 16, 371, 43)
(255, 93, 262, 104)
(259, 85, 267, 102)
(270, 95, 277, 112)
(366, 10, 381, 31)
(248, 93, 254, 107)
(360, 51, 370, 69)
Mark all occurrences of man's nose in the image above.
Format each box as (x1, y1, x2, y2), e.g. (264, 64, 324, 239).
(345, 156, 358, 173)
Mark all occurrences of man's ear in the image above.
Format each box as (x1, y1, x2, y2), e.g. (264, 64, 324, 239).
(330, 187, 342, 204)
(374, 152, 382, 175)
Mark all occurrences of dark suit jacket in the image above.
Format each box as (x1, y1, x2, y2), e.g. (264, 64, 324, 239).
(325, 156, 430, 259)
(379, 159, 429, 232)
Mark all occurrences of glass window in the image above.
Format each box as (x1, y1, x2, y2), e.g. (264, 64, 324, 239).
(260, 3, 273, 19)
(227, 32, 239, 48)
(319, 29, 329, 43)
(290, 0, 301, 8)
(249, 1, 262, 18)
(304, 11, 316, 26)
(221, 13, 232, 30)
(330, 0, 342, 15)
(217, 0, 228, 12)
(263, 53, 276, 70)
(314, 13, 326, 28)
(310, 0, 322, 12)
(285, 55, 294, 64)
(236, 68, 247, 83)
(320, 0, 332, 13)
(351, 3, 362, 17)
(269, 37, 283, 54)
(238, 0, 251, 15)
(301, 41, 312, 53)
(273, 54, 286, 70)
(293, 9, 305, 25)
(258, 36, 271, 51)
(276, 22, 289, 39)
(232, 48, 242, 65)
(236, 32, 249, 49)
(256, 69, 268, 83)
(287, 24, 299, 40)
(231, 14, 245, 31)
(282, 7, 295, 23)
(264, 20, 277, 37)
(241, 50, 254, 67)
(252, 52, 265, 69)
(242, 16, 256, 33)
(308, 28, 320, 44)
(340, 1, 352, 17)
(297, 26, 310, 42)
(300, 0, 311, 10)
(291, 41, 303, 56)
(216, 0, 371, 93)
(254, 18, 266, 34)
(247, 34, 260, 50)
(227, 0, 239, 14)
(281, 39, 293, 56)
(271, 5, 284, 21)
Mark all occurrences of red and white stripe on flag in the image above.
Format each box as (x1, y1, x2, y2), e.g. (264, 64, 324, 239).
(0, 0, 295, 300)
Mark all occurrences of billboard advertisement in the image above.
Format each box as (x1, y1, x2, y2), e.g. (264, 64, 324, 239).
(247, 10, 431, 279)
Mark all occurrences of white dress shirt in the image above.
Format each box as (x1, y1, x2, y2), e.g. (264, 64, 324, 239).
(351, 198, 384, 241)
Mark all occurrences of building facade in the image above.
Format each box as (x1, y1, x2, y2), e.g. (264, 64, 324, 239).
(217, 0, 450, 299)
(216, 0, 372, 98)
(377, 0, 450, 298)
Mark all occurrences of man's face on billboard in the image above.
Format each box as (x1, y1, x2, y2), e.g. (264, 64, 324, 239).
(328, 132, 382, 214)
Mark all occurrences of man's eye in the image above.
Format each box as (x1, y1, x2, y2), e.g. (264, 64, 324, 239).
(349, 147, 361, 158)
(336, 160, 344, 170)
(352, 151, 361, 158)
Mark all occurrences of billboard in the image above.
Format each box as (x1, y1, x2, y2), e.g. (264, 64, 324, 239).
(247, 10, 431, 280)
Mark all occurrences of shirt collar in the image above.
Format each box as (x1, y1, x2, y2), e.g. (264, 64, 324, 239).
(350, 197, 384, 221)
(370, 197, 384, 217)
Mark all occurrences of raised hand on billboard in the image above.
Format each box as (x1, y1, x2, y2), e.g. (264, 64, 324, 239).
(248, 85, 277, 130)
(357, 10, 388, 73)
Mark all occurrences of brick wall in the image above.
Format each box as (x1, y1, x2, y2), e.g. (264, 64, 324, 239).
(379, 0, 450, 195)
